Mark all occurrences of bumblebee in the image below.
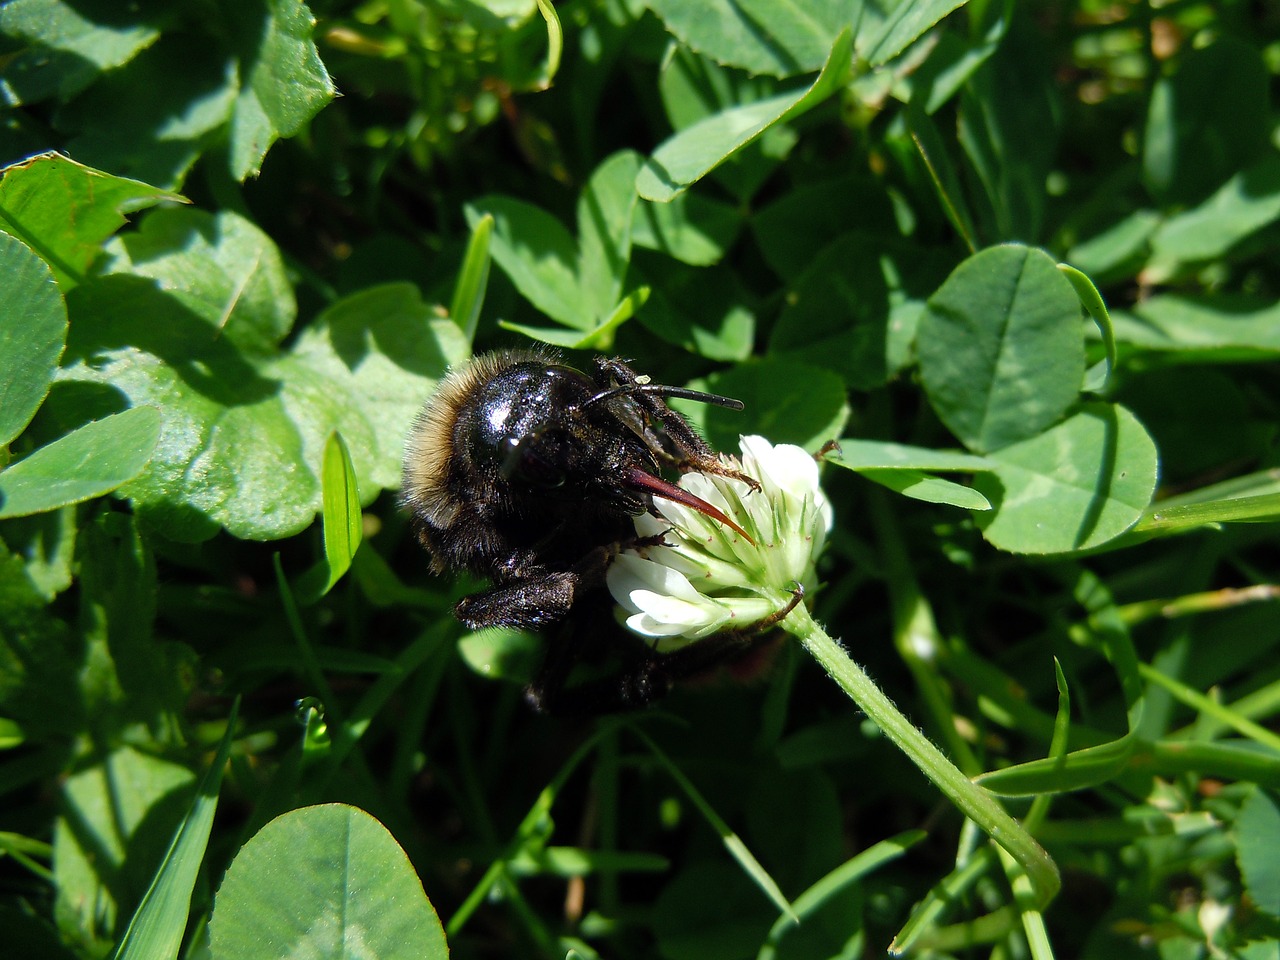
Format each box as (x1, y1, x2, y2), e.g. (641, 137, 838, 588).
(401, 348, 757, 712)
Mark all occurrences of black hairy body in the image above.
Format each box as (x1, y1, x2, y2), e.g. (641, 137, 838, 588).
(401, 348, 758, 712)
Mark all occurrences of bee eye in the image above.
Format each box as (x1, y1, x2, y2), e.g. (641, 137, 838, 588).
(501, 438, 565, 488)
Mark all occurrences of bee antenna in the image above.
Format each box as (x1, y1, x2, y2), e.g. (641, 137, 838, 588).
(582, 382, 745, 411)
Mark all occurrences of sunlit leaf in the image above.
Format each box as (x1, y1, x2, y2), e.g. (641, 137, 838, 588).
(973, 403, 1159, 554)
(469, 151, 641, 333)
(0, 153, 182, 288)
(208, 804, 448, 960)
(54, 246, 465, 540)
(633, 192, 741, 267)
(0, 231, 66, 446)
(859, 470, 992, 510)
(826, 441, 994, 508)
(226, 0, 337, 180)
(637, 30, 853, 202)
(318, 432, 362, 595)
(919, 244, 1086, 453)
(0, 0, 161, 104)
(647, 0, 852, 77)
(0, 407, 162, 519)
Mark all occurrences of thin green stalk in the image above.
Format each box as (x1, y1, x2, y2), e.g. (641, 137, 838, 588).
(787, 604, 1061, 907)
(1167, 679, 1280, 742)
(446, 721, 620, 938)
(892, 585, 982, 776)
(891, 847, 998, 954)
(866, 485, 981, 774)
(997, 846, 1056, 960)
(1137, 661, 1280, 754)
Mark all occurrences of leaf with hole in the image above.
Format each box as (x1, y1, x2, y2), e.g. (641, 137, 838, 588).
(53, 216, 466, 541)
(0, 153, 182, 288)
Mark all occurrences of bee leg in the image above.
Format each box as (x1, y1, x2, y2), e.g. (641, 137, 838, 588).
(525, 628, 762, 715)
(595, 357, 716, 462)
(454, 539, 623, 631)
(527, 585, 805, 714)
(454, 572, 581, 631)
(523, 615, 602, 715)
(594, 357, 761, 492)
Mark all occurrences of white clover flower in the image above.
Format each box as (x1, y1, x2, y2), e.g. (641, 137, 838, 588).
(606, 436, 1059, 902)
(606, 435, 833, 651)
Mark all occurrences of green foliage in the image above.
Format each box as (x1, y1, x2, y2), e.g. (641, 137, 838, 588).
(0, 231, 67, 445)
(0, 407, 162, 519)
(2, 1, 1280, 959)
(637, 31, 854, 203)
(467, 149, 644, 342)
(112, 702, 238, 960)
(55, 242, 467, 539)
(0, 0, 335, 187)
(0, 153, 182, 287)
(1237, 789, 1280, 919)
(973, 403, 1159, 554)
(919, 245, 1086, 453)
(208, 804, 448, 960)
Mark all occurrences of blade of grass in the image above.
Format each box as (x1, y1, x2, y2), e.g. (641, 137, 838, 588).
(320, 432, 362, 595)
(997, 844, 1057, 960)
(906, 104, 978, 253)
(1132, 492, 1280, 534)
(759, 830, 926, 959)
(447, 721, 621, 938)
(533, 0, 563, 90)
(273, 554, 334, 705)
(111, 699, 240, 960)
(297, 431, 362, 601)
(1166, 677, 1280, 742)
(981, 733, 1280, 794)
(629, 726, 796, 922)
(449, 213, 492, 342)
(1137, 662, 1280, 753)
(992, 661, 1069, 959)
(323, 623, 450, 774)
(891, 847, 999, 953)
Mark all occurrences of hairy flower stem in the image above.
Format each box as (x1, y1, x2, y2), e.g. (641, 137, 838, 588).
(785, 604, 1062, 907)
